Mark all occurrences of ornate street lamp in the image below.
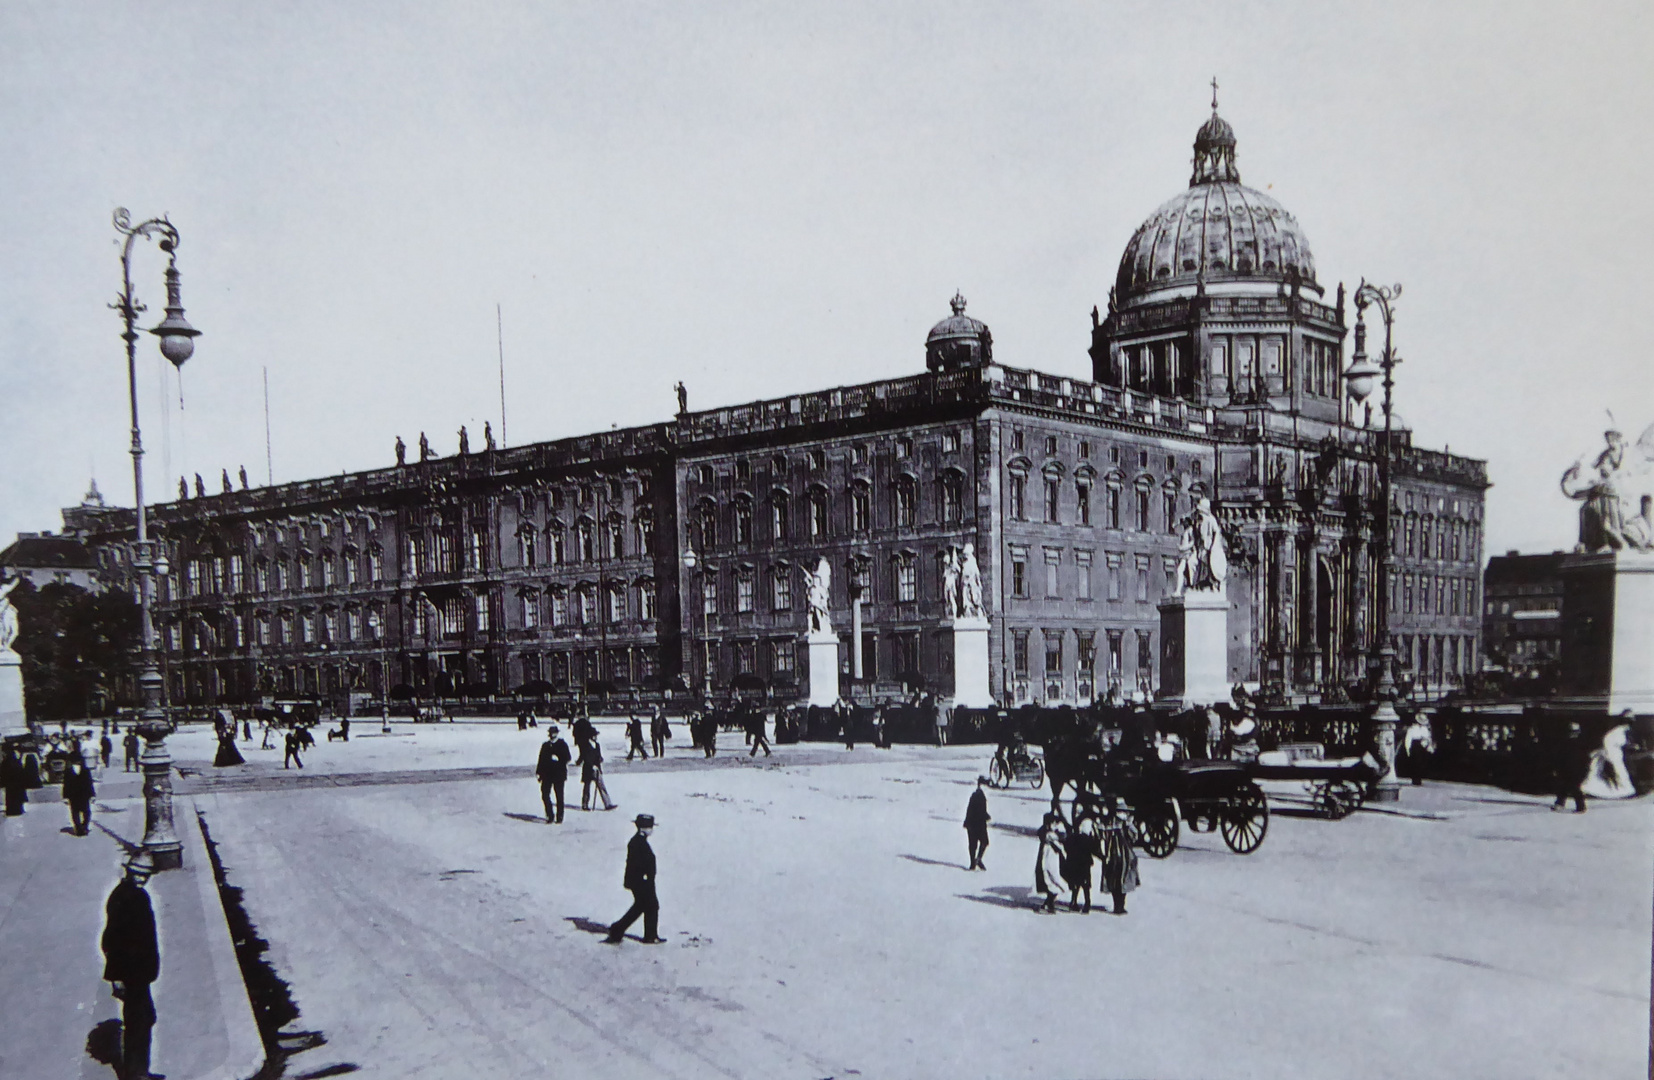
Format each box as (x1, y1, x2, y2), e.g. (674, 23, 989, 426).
(681, 548, 713, 701)
(112, 208, 200, 869)
(1343, 279, 1402, 802)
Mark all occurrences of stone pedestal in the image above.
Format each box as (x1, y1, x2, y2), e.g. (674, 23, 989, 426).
(0, 648, 26, 739)
(1559, 551, 1654, 714)
(948, 617, 993, 708)
(1157, 591, 1231, 708)
(805, 631, 840, 707)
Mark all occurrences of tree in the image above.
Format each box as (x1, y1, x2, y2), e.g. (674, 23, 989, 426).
(10, 581, 139, 721)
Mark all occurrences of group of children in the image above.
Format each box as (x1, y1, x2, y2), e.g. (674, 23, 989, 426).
(965, 776, 1140, 916)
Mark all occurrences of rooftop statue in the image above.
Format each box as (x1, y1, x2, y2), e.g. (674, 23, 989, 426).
(1175, 496, 1228, 593)
(0, 578, 17, 653)
(1560, 422, 1654, 553)
(958, 543, 985, 618)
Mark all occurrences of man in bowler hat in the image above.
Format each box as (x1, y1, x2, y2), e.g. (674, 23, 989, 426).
(102, 850, 161, 1080)
(536, 724, 572, 823)
(605, 814, 662, 944)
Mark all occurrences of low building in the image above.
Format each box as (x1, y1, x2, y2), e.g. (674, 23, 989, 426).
(1482, 551, 1567, 681)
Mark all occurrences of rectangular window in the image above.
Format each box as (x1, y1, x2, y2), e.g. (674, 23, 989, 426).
(1107, 554, 1122, 601)
(1044, 479, 1060, 523)
(1107, 630, 1123, 675)
(1012, 556, 1028, 598)
(1079, 440, 1091, 459)
(1077, 482, 1091, 526)
(1077, 551, 1094, 600)
(1163, 491, 1178, 534)
(522, 592, 540, 629)
(1136, 487, 1151, 531)
(550, 591, 568, 627)
(896, 438, 911, 460)
(702, 575, 718, 616)
(1044, 632, 1062, 675)
(772, 568, 792, 611)
(1011, 429, 1024, 452)
(1108, 486, 1121, 529)
(1136, 630, 1153, 675)
(640, 581, 657, 620)
(475, 593, 491, 632)
(1010, 475, 1026, 520)
(895, 557, 917, 603)
(942, 431, 960, 453)
(1013, 631, 1030, 677)
(608, 584, 626, 622)
(1044, 549, 1061, 598)
(1044, 435, 1058, 456)
(1136, 555, 1151, 602)
(228, 555, 244, 593)
(736, 571, 755, 613)
(1077, 632, 1097, 672)
(772, 639, 796, 674)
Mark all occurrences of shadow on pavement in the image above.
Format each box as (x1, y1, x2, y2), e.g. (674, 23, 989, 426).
(292, 1064, 362, 1079)
(500, 812, 547, 824)
(565, 916, 612, 937)
(899, 853, 964, 870)
(94, 820, 140, 854)
(85, 1018, 122, 1075)
(956, 886, 1036, 912)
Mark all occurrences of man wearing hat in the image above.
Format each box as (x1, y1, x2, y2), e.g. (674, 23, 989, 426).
(964, 775, 991, 870)
(535, 724, 572, 824)
(102, 850, 161, 1080)
(605, 814, 662, 944)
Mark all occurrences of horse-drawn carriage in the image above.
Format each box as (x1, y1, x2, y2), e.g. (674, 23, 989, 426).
(1037, 707, 1270, 858)
(1244, 743, 1377, 819)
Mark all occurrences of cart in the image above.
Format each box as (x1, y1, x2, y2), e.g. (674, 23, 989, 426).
(1245, 743, 1378, 820)
(988, 745, 1046, 790)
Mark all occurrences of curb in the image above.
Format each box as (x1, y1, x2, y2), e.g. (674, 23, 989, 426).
(177, 799, 268, 1080)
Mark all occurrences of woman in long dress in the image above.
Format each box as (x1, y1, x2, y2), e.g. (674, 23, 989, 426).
(1097, 798, 1140, 915)
(1581, 720, 1637, 799)
(1033, 811, 1066, 914)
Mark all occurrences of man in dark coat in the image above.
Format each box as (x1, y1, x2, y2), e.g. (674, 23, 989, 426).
(103, 851, 161, 1080)
(123, 729, 141, 772)
(283, 729, 304, 770)
(625, 714, 649, 761)
(1, 745, 28, 816)
(100, 733, 114, 768)
(62, 752, 96, 835)
(1553, 721, 1593, 813)
(536, 725, 572, 823)
(747, 707, 772, 758)
(649, 707, 669, 758)
(964, 775, 991, 870)
(605, 814, 662, 944)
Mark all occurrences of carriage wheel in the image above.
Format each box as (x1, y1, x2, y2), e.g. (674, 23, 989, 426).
(1314, 780, 1364, 820)
(1135, 799, 1180, 858)
(1220, 782, 1269, 854)
(1028, 759, 1046, 791)
(988, 757, 1010, 789)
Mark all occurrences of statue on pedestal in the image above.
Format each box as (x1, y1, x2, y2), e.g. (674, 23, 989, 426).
(0, 579, 18, 654)
(1175, 496, 1228, 594)
(806, 557, 832, 635)
(940, 548, 961, 619)
(958, 544, 984, 619)
(1560, 423, 1654, 553)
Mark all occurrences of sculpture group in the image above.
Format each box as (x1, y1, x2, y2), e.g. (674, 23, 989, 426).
(940, 544, 986, 620)
(1174, 496, 1227, 594)
(1560, 422, 1654, 553)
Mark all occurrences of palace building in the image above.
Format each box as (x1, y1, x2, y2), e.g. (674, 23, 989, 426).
(56, 105, 1487, 710)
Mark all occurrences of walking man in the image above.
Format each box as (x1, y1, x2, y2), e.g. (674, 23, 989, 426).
(625, 714, 649, 761)
(578, 733, 616, 811)
(62, 751, 96, 836)
(605, 814, 662, 944)
(1553, 721, 1592, 813)
(649, 706, 669, 758)
(103, 851, 161, 1080)
(536, 724, 571, 823)
(747, 708, 772, 757)
(99, 732, 114, 769)
(283, 728, 304, 770)
(123, 729, 140, 772)
(964, 775, 991, 870)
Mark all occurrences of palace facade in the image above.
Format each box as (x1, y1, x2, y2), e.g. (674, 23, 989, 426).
(57, 106, 1487, 710)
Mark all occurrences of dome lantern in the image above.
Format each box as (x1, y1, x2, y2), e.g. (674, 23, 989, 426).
(925, 291, 993, 372)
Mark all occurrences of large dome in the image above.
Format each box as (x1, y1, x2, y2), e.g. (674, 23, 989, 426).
(1114, 110, 1318, 305)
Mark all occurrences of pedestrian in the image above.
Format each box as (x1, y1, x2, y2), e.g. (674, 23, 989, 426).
(99, 733, 113, 769)
(1097, 798, 1140, 915)
(243, 718, 252, 742)
(650, 706, 669, 758)
(626, 714, 649, 761)
(702, 712, 717, 758)
(964, 775, 990, 870)
(2, 745, 28, 816)
(1062, 815, 1097, 913)
(214, 726, 245, 767)
(605, 814, 662, 944)
(873, 706, 887, 749)
(62, 751, 96, 835)
(842, 705, 855, 750)
(536, 724, 571, 823)
(283, 728, 304, 770)
(340, 717, 350, 742)
(1034, 811, 1065, 913)
(123, 729, 140, 772)
(1553, 721, 1592, 813)
(297, 724, 316, 751)
(517, 711, 529, 732)
(747, 708, 772, 757)
(102, 850, 161, 1080)
(1399, 711, 1434, 786)
(578, 733, 616, 811)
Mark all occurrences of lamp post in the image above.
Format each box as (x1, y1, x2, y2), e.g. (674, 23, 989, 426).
(1342, 279, 1403, 802)
(112, 208, 201, 868)
(681, 548, 713, 702)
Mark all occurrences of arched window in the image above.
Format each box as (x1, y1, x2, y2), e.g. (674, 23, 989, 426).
(520, 590, 540, 629)
(697, 499, 718, 550)
(807, 488, 829, 538)
(1009, 473, 1027, 520)
(1076, 478, 1092, 526)
(549, 524, 566, 565)
(606, 514, 625, 559)
(518, 525, 538, 568)
(577, 518, 596, 562)
(734, 496, 754, 545)
(1162, 484, 1180, 535)
(1106, 480, 1122, 529)
(893, 475, 917, 528)
(771, 490, 791, 541)
(940, 471, 964, 524)
(549, 587, 568, 627)
(1135, 482, 1153, 532)
(892, 551, 917, 602)
(850, 483, 871, 533)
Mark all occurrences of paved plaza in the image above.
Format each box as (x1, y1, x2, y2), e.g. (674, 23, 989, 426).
(136, 721, 1654, 1080)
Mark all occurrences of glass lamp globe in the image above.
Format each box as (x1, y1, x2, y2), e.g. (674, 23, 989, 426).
(1343, 358, 1379, 404)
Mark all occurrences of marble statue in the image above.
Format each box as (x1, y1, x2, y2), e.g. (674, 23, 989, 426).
(807, 556, 832, 634)
(958, 544, 984, 618)
(940, 548, 961, 619)
(1560, 422, 1654, 553)
(419, 432, 431, 461)
(458, 425, 470, 456)
(1175, 496, 1228, 594)
(0, 578, 17, 653)
(395, 437, 406, 466)
(239, 465, 249, 489)
(221, 468, 233, 494)
(484, 421, 496, 451)
(675, 381, 688, 415)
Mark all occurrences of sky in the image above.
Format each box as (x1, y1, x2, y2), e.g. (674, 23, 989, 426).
(1, 1, 1650, 560)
